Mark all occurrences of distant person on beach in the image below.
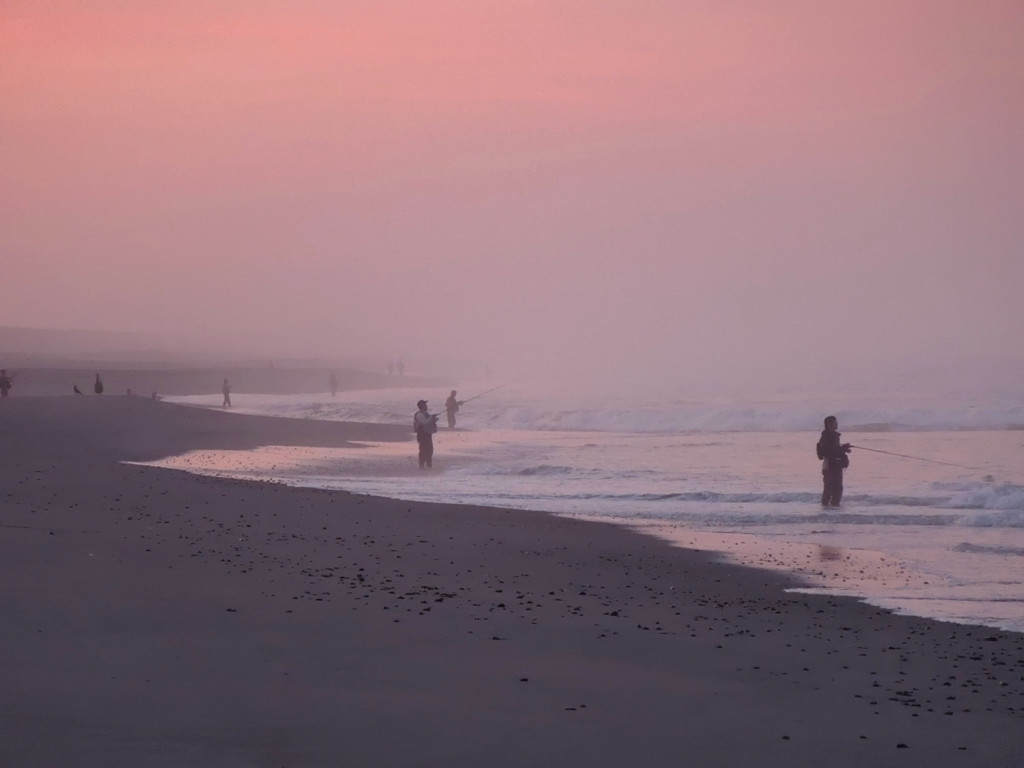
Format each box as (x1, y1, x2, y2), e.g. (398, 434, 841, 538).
(329, 373, 338, 397)
(94, 374, 104, 395)
(445, 390, 463, 430)
(397, 359, 405, 377)
(0, 369, 12, 398)
(816, 415, 851, 508)
(413, 399, 439, 469)
(222, 379, 232, 408)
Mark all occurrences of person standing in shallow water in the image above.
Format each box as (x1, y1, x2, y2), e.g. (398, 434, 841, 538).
(413, 399, 438, 469)
(222, 379, 232, 408)
(0, 369, 12, 397)
(93, 373, 104, 395)
(445, 390, 463, 430)
(816, 415, 851, 507)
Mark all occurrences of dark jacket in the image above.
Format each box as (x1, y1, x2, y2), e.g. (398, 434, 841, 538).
(816, 430, 850, 470)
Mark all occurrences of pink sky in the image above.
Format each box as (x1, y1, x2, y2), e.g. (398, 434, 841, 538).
(2, 1, 1022, 389)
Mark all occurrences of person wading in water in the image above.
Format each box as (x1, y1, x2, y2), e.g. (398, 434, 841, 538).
(445, 390, 464, 430)
(816, 415, 851, 508)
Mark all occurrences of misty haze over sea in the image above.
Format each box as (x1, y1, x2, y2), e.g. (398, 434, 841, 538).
(3, 3, 1021, 406)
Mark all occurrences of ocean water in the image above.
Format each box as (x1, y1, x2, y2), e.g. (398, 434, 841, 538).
(155, 384, 1024, 633)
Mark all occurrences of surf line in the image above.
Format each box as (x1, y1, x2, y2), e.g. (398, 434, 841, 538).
(850, 444, 980, 471)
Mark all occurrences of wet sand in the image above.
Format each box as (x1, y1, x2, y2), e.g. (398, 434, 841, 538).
(1, 396, 1022, 767)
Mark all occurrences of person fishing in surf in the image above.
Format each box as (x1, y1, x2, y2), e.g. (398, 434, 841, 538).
(816, 415, 851, 508)
(445, 390, 463, 430)
(413, 399, 439, 469)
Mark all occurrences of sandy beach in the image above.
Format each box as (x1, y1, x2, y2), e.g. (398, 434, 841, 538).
(2, 395, 1023, 767)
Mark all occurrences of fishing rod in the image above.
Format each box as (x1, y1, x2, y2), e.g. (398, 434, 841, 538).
(425, 378, 525, 419)
(458, 377, 526, 406)
(850, 444, 980, 471)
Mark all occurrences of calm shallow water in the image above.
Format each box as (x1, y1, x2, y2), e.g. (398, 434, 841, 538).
(154, 387, 1024, 632)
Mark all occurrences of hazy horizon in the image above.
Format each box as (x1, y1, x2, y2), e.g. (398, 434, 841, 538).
(3, 2, 1022, 397)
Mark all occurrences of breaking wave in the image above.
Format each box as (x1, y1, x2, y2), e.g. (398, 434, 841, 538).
(469, 480, 1024, 517)
(953, 543, 1024, 557)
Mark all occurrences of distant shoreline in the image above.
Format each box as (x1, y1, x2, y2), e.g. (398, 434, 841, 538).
(0, 364, 441, 398)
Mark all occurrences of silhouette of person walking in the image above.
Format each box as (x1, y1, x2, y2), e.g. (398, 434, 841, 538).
(329, 373, 338, 397)
(222, 379, 232, 408)
(94, 373, 104, 395)
(0, 369, 12, 398)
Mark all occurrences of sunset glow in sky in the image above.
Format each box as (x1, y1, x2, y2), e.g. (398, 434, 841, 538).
(3, 1, 1022, 389)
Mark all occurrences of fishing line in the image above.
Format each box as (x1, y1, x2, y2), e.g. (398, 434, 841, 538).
(459, 377, 527, 406)
(430, 377, 527, 417)
(850, 444, 980, 471)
